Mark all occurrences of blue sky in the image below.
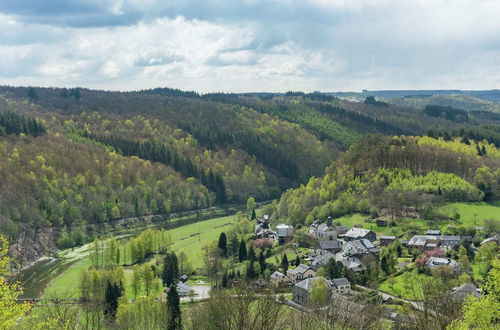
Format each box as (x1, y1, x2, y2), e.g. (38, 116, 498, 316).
(0, 0, 499, 92)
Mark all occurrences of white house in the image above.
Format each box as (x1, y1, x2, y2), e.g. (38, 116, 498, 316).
(276, 224, 294, 244)
(330, 277, 351, 295)
(270, 271, 289, 284)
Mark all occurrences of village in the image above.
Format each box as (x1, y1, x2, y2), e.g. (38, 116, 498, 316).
(169, 212, 498, 325)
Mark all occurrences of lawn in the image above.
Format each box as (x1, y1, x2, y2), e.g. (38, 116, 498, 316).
(378, 270, 427, 300)
(42, 213, 238, 298)
(447, 201, 500, 226)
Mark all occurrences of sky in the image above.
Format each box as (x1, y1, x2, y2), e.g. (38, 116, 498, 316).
(0, 0, 499, 93)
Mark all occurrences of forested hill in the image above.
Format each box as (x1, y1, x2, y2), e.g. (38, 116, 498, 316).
(0, 85, 499, 262)
(275, 135, 500, 225)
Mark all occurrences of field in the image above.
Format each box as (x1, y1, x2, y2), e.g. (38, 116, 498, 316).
(446, 202, 500, 226)
(41, 213, 238, 298)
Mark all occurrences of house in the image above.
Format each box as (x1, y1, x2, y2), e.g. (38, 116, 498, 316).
(179, 274, 188, 283)
(251, 279, 268, 288)
(176, 281, 193, 296)
(335, 226, 349, 235)
(379, 236, 397, 246)
(425, 229, 441, 236)
(451, 283, 481, 300)
(276, 224, 294, 244)
(425, 257, 459, 272)
(439, 236, 463, 250)
(270, 271, 289, 284)
(336, 255, 366, 272)
(407, 235, 440, 251)
(342, 228, 376, 242)
(319, 239, 342, 252)
(330, 277, 351, 295)
(480, 234, 500, 245)
(286, 264, 316, 283)
(292, 277, 332, 306)
(340, 239, 379, 260)
(309, 219, 337, 240)
(310, 250, 336, 270)
(254, 226, 277, 240)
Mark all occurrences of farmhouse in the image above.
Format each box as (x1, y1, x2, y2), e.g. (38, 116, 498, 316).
(286, 264, 316, 283)
(342, 228, 376, 242)
(310, 250, 336, 270)
(340, 239, 379, 259)
(451, 283, 481, 300)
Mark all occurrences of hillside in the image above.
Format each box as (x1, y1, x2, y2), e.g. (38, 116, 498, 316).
(275, 135, 500, 225)
(1, 86, 499, 263)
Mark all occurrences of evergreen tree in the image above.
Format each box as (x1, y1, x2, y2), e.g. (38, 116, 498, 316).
(481, 145, 487, 156)
(162, 252, 179, 287)
(460, 136, 470, 145)
(217, 232, 227, 257)
(258, 251, 266, 274)
(294, 255, 300, 267)
(251, 209, 257, 220)
(221, 272, 228, 288)
(281, 254, 289, 272)
(248, 246, 256, 262)
(104, 281, 122, 321)
(27, 87, 38, 101)
(238, 239, 247, 262)
(166, 284, 181, 330)
(245, 261, 255, 279)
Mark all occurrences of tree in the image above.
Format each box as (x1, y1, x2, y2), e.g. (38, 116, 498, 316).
(458, 246, 471, 274)
(0, 235, 31, 329)
(248, 246, 256, 262)
(132, 265, 141, 299)
(217, 232, 227, 257)
(258, 251, 267, 274)
(246, 197, 256, 216)
(251, 209, 257, 220)
(449, 259, 500, 329)
(281, 254, 289, 273)
(162, 252, 179, 287)
(309, 278, 329, 307)
(104, 281, 122, 321)
(238, 240, 247, 262)
(27, 87, 38, 101)
(167, 284, 181, 330)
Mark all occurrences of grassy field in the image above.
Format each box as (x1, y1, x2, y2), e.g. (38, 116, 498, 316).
(378, 270, 426, 300)
(446, 201, 500, 226)
(42, 213, 238, 298)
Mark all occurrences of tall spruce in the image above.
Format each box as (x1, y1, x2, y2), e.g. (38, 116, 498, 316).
(104, 281, 122, 321)
(167, 284, 181, 330)
(281, 254, 289, 272)
(218, 232, 227, 257)
(238, 239, 247, 262)
(248, 246, 256, 262)
(258, 251, 266, 274)
(162, 252, 179, 287)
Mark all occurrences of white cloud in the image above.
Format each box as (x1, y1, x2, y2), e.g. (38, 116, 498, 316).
(0, 1, 499, 91)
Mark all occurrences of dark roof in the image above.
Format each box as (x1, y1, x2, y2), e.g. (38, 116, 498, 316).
(331, 277, 350, 288)
(319, 240, 341, 250)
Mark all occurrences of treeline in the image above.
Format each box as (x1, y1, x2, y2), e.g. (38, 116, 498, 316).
(82, 132, 227, 204)
(427, 125, 500, 147)
(424, 105, 469, 122)
(0, 111, 45, 136)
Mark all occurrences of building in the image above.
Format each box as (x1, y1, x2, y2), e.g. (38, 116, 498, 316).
(451, 283, 481, 300)
(340, 239, 379, 260)
(336, 255, 366, 272)
(310, 250, 336, 270)
(379, 236, 397, 246)
(330, 277, 351, 295)
(292, 277, 332, 306)
(342, 228, 376, 242)
(176, 281, 193, 296)
(425, 229, 441, 236)
(319, 239, 342, 252)
(286, 264, 316, 283)
(425, 257, 459, 272)
(335, 226, 349, 235)
(480, 234, 500, 245)
(179, 274, 188, 283)
(407, 235, 440, 251)
(270, 271, 289, 284)
(276, 224, 294, 244)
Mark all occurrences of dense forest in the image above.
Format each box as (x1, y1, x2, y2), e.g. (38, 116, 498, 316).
(275, 135, 500, 225)
(0, 85, 499, 261)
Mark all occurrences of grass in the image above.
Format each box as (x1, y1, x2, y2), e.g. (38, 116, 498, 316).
(378, 270, 427, 300)
(42, 212, 239, 298)
(446, 201, 500, 226)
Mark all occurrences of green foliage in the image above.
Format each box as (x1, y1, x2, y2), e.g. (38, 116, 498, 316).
(162, 252, 179, 288)
(0, 111, 45, 136)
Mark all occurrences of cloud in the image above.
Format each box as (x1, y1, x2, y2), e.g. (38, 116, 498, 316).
(0, 0, 499, 91)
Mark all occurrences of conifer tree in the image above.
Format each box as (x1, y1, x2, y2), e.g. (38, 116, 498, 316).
(166, 284, 181, 330)
(162, 252, 179, 287)
(281, 254, 289, 272)
(217, 232, 227, 257)
(248, 246, 256, 262)
(238, 240, 247, 262)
